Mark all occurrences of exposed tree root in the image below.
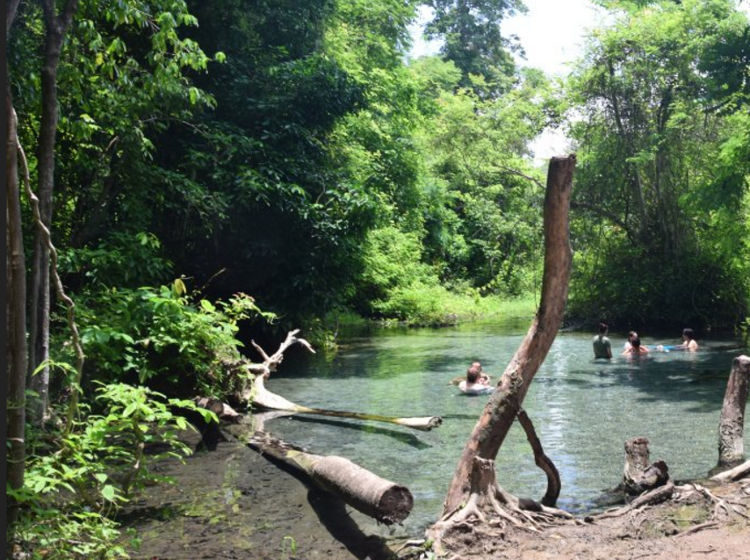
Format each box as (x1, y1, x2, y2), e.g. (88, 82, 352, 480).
(674, 483, 749, 521)
(596, 482, 675, 520)
(426, 457, 575, 555)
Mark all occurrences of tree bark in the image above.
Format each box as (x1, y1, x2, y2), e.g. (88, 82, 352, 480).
(28, 0, 78, 425)
(441, 155, 575, 515)
(717, 355, 750, 467)
(6, 93, 26, 527)
(622, 436, 669, 495)
(517, 409, 560, 507)
(238, 430, 413, 525)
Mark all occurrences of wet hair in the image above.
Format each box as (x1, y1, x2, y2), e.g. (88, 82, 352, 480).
(628, 331, 638, 342)
(466, 364, 481, 383)
(682, 328, 694, 340)
(599, 322, 608, 334)
(631, 335, 641, 349)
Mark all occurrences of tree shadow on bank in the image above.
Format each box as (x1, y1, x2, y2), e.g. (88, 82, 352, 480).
(262, 454, 401, 560)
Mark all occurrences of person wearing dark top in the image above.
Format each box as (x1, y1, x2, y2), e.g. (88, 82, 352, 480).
(592, 322, 612, 359)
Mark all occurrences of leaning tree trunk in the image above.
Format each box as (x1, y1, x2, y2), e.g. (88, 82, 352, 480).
(27, 0, 78, 425)
(6, 90, 27, 527)
(441, 155, 575, 516)
(717, 355, 750, 468)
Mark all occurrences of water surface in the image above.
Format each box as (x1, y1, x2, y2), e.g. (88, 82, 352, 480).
(262, 323, 746, 536)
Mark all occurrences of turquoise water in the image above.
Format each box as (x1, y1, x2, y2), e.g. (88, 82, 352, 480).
(260, 323, 746, 536)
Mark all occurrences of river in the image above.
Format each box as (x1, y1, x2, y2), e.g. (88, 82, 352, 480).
(260, 321, 746, 537)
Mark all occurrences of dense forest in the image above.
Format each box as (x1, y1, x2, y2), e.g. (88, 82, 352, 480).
(4, 0, 750, 556)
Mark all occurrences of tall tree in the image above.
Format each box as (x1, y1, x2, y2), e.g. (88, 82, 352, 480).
(429, 156, 574, 550)
(423, 0, 525, 95)
(566, 0, 750, 327)
(5, 0, 26, 527)
(28, 0, 79, 424)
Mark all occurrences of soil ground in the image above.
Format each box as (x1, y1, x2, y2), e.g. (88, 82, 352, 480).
(121, 426, 750, 560)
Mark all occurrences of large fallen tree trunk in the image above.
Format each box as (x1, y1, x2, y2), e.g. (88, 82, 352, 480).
(241, 430, 413, 525)
(429, 155, 575, 551)
(251, 374, 442, 431)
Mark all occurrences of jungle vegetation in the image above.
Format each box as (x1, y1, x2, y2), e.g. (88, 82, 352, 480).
(4, 0, 750, 556)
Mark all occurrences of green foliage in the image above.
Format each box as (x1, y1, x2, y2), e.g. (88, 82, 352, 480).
(75, 286, 270, 397)
(59, 231, 173, 289)
(424, 0, 526, 95)
(566, 0, 750, 328)
(11, 383, 215, 559)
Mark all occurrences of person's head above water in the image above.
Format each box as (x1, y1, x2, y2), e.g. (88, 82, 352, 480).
(599, 322, 608, 335)
(682, 328, 695, 341)
(466, 364, 481, 383)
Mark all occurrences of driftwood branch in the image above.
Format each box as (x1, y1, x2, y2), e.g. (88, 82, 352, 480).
(252, 375, 442, 431)
(711, 459, 750, 483)
(596, 482, 675, 520)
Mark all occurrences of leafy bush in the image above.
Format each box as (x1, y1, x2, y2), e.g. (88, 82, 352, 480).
(10, 383, 215, 559)
(75, 284, 274, 398)
(59, 231, 173, 290)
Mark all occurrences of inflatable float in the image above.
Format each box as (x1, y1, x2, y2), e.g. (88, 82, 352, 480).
(458, 380, 494, 395)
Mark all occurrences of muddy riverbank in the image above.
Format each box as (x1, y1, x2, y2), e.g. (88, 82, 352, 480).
(120, 426, 407, 559)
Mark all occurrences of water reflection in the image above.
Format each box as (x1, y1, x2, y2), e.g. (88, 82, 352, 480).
(265, 326, 747, 536)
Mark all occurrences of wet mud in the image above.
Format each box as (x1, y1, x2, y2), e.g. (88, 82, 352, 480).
(119, 428, 406, 560)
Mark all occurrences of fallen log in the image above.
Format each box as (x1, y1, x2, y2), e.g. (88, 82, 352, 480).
(252, 374, 442, 431)
(245, 430, 413, 525)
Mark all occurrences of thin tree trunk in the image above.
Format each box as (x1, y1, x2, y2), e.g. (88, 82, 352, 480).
(717, 355, 750, 467)
(442, 155, 575, 515)
(6, 94, 27, 527)
(28, 0, 78, 424)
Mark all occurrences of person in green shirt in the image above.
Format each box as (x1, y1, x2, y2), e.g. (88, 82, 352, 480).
(593, 321, 612, 359)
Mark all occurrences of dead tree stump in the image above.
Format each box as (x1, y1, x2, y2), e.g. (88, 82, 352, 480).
(718, 355, 750, 467)
(623, 437, 669, 495)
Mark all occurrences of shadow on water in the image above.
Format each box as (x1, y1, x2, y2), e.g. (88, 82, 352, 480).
(558, 345, 746, 411)
(284, 415, 432, 450)
(262, 454, 396, 560)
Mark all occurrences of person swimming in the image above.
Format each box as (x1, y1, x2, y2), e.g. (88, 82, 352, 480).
(622, 334, 649, 356)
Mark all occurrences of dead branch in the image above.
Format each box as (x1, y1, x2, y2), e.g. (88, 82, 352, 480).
(711, 459, 750, 483)
(251, 374, 442, 431)
(596, 482, 675, 520)
(673, 521, 718, 538)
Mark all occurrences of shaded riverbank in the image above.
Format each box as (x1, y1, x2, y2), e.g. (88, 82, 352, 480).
(120, 426, 406, 559)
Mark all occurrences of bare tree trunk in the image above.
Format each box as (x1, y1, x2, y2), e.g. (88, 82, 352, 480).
(622, 436, 669, 495)
(27, 0, 78, 425)
(717, 355, 750, 467)
(442, 155, 575, 515)
(6, 92, 26, 527)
